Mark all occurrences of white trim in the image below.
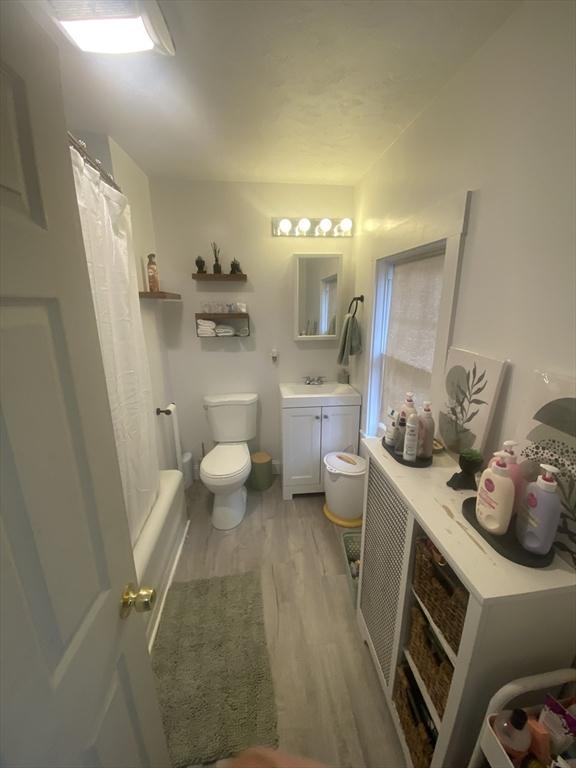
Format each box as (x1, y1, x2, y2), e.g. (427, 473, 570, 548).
(359, 190, 473, 435)
(147, 518, 190, 653)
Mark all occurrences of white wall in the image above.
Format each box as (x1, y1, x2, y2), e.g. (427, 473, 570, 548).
(353, 0, 575, 455)
(107, 139, 176, 469)
(150, 179, 355, 464)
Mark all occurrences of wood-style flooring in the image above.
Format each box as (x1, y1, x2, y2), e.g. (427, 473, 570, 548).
(175, 479, 404, 768)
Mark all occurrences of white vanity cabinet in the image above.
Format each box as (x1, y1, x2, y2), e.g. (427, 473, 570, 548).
(281, 403, 360, 500)
(357, 437, 576, 768)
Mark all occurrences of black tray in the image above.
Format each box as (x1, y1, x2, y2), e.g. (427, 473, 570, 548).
(381, 439, 433, 468)
(461, 497, 554, 568)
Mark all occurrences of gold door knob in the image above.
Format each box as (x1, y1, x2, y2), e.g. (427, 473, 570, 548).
(120, 583, 157, 619)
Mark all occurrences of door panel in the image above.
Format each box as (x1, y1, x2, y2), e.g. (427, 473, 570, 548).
(0, 3, 169, 766)
(282, 407, 322, 486)
(320, 405, 360, 458)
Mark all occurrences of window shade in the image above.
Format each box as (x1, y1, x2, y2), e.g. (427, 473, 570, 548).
(380, 254, 444, 421)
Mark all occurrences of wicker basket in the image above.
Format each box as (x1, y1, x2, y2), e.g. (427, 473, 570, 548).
(408, 606, 454, 717)
(413, 539, 468, 653)
(393, 665, 435, 768)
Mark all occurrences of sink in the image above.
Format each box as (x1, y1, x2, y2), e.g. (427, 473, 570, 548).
(280, 381, 361, 408)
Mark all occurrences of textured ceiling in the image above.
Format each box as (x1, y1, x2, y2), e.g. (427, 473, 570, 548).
(38, 0, 519, 184)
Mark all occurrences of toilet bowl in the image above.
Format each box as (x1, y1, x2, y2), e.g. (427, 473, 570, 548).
(200, 393, 258, 530)
(200, 443, 251, 529)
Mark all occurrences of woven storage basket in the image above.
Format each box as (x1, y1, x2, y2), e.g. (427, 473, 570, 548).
(413, 539, 468, 653)
(408, 606, 454, 718)
(393, 665, 434, 768)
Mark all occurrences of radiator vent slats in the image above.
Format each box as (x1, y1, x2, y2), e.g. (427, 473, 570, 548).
(360, 457, 409, 685)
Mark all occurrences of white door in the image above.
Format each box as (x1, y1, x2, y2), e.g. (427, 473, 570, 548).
(282, 407, 322, 489)
(320, 405, 360, 458)
(0, 4, 169, 767)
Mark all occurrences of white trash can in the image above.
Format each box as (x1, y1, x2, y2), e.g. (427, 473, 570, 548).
(323, 452, 367, 527)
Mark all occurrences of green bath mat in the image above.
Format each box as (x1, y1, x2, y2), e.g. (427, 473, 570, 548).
(152, 571, 278, 767)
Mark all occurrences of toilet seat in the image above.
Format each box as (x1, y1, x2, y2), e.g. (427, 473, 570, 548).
(200, 443, 250, 480)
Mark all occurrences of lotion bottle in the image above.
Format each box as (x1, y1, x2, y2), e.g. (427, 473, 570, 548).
(476, 451, 515, 535)
(418, 401, 435, 459)
(401, 392, 417, 421)
(516, 464, 563, 555)
(394, 414, 406, 456)
(403, 413, 419, 463)
(490, 440, 525, 513)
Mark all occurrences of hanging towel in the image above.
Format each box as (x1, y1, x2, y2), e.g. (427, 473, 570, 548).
(337, 313, 362, 366)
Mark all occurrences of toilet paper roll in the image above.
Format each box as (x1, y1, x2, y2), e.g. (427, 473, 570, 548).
(165, 403, 183, 472)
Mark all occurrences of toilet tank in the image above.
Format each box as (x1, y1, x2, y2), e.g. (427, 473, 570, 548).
(203, 393, 258, 443)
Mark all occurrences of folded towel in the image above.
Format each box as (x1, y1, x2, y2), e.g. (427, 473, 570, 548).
(197, 319, 216, 328)
(198, 329, 216, 337)
(337, 313, 362, 366)
(236, 327, 250, 337)
(215, 331, 234, 336)
(215, 325, 235, 336)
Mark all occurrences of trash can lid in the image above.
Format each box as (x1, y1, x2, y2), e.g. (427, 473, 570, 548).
(324, 452, 367, 476)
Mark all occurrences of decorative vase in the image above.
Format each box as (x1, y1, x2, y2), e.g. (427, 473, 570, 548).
(213, 261, 222, 274)
(447, 452, 484, 490)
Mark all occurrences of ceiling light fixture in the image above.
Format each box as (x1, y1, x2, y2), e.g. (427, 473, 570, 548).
(271, 217, 353, 238)
(47, 0, 175, 55)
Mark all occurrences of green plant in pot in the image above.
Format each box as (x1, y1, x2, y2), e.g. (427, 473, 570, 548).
(211, 242, 222, 274)
(447, 447, 484, 491)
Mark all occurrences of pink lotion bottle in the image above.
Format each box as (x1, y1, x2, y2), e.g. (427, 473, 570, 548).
(516, 464, 563, 556)
(476, 451, 515, 535)
(490, 440, 525, 513)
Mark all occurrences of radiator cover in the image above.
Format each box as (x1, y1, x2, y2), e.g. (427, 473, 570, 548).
(360, 457, 409, 686)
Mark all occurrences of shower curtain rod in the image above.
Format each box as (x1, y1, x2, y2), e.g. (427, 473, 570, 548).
(68, 132, 122, 194)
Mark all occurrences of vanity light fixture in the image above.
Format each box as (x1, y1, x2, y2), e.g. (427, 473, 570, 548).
(47, 0, 175, 55)
(271, 217, 353, 237)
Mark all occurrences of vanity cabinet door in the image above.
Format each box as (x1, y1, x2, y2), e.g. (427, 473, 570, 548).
(320, 405, 360, 458)
(282, 407, 322, 486)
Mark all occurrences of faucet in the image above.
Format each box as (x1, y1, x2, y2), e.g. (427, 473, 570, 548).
(303, 376, 325, 385)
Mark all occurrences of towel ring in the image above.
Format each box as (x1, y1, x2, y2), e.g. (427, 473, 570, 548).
(347, 295, 364, 318)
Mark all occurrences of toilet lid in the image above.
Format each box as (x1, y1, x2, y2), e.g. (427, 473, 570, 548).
(201, 443, 251, 479)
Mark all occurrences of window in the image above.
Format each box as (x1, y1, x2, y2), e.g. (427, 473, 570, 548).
(368, 249, 444, 435)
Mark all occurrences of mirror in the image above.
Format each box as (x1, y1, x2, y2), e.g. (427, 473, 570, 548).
(294, 253, 342, 340)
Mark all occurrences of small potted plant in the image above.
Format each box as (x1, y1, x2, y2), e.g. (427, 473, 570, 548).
(230, 258, 243, 274)
(195, 255, 206, 274)
(211, 242, 222, 274)
(447, 448, 484, 490)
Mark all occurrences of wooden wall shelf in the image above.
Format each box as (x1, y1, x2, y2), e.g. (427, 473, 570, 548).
(195, 312, 250, 337)
(192, 273, 247, 282)
(139, 291, 181, 301)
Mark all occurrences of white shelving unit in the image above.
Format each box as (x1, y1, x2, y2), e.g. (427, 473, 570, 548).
(357, 437, 576, 768)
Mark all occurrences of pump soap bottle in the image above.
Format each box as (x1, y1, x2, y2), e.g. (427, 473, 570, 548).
(418, 401, 435, 459)
(476, 451, 515, 535)
(490, 440, 525, 513)
(516, 464, 563, 555)
(401, 392, 417, 421)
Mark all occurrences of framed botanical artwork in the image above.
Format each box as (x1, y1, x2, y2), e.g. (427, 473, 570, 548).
(515, 370, 576, 566)
(438, 347, 507, 454)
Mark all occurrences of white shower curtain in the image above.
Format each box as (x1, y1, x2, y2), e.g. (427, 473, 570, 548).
(71, 147, 159, 545)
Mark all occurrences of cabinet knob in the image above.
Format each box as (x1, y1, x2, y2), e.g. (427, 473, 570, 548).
(315, 415, 320, 420)
(323, 414, 329, 419)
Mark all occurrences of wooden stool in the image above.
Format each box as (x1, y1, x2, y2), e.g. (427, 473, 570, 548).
(249, 451, 273, 491)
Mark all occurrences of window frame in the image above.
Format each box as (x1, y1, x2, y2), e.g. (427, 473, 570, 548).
(366, 238, 460, 437)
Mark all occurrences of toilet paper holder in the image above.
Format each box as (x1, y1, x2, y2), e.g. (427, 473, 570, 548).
(156, 406, 172, 415)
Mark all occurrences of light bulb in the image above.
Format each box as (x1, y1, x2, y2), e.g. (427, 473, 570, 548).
(278, 218, 292, 235)
(319, 218, 332, 234)
(297, 218, 311, 234)
(60, 17, 155, 54)
(339, 218, 353, 233)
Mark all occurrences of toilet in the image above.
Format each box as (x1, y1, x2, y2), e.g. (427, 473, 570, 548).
(200, 393, 258, 530)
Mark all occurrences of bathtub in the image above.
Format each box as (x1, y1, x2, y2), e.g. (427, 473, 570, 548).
(133, 469, 188, 650)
